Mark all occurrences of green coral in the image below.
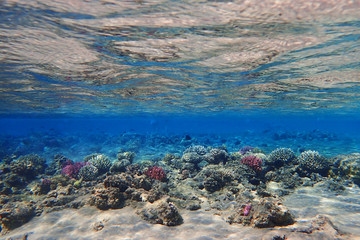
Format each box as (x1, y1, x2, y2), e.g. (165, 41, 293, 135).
(73, 179, 82, 189)
(84, 154, 111, 174)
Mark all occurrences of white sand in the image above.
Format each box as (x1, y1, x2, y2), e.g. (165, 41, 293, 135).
(2, 204, 360, 240)
(1, 206, 270, 240)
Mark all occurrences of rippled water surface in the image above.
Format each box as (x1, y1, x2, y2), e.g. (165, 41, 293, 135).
(1, 0, 359, 115)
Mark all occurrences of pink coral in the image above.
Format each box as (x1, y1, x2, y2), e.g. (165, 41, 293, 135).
(61, 165, 77, 178)
(62, 159, 74, 168)
(61, 161, 87, 179)
(241, 155, 262, 172)
(145, 166, 167, 181)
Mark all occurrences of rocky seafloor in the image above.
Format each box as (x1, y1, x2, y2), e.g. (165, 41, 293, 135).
(1, 131, 360, 239)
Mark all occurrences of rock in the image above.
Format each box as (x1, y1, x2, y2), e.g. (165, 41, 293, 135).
(315, 179, 346, 194)
(93, 221, 105, 231)
(41, 185, 77, 208)
(186, 202, 201, 211)
(227, 199, 295, 228)
(331, 153, 360, 186)
(104, 175, 129, 191)
(292, 215, 346, 239)
(9, 154, 47, 179)
(109, 160, 131, 173)
(137, 198, 183, 226)
(33, 179, 52, 195)
(89, 186, 126, 210)
(196, 165, 234, 193)
(0, 202, 36, 233)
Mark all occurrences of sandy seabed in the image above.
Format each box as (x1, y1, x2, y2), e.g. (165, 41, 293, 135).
(0, 206, 268, 240)
(2, 204, 360, 240)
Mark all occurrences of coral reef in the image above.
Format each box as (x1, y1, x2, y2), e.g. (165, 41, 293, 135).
(241, 155, 262, 172)
(111, 151, 136, 173)
(85, 154, 112, 174)
(46, 154, 71, 175)
(239, 146, 254, 155)
(61, 161, 86, 179)
(109, 160, 130, 173)
(78, 165, 99, 181)
(1, 141, 359, 238)
(297, 150, 330, 176)
(144, 166, 167, 182)
(227, 199, 295, 228)
(267, 148, 296, 167)
(184, 145, 208, 155)
(0, 201, 36, 233)
(330, 153, 360, 185)
(207, 147, 229, 164)
(195, 165, 233, 193)
(33, 178, 52, 195)
(9, 154, 47, 179)
(90, 186, 126, 210)
(117, 151, 136, 162)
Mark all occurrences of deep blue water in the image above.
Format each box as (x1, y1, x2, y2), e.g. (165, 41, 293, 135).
(1, 113, 359, 164)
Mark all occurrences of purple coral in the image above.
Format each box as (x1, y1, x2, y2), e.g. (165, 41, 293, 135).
(243, 204, 251, 216)
(241, 155, 262, 172)
(239, 146, 254, 155)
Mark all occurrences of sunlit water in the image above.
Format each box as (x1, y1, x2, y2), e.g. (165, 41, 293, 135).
(0, 0, 359, 114)
(1, 0, 360, 239)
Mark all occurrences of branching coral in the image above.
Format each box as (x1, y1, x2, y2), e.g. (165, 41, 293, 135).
(241, 155, 262, 172)
(145, 166, 167, 182)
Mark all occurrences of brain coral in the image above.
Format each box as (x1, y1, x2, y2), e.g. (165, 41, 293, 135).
(267, 148, 296, 167)
(297, 150, 329, 176)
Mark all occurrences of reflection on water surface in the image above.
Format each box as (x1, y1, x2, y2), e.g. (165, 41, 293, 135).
(0, 0, 359, 114)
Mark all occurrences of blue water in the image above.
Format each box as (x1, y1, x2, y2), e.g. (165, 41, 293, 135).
(1, 114, 360, 162)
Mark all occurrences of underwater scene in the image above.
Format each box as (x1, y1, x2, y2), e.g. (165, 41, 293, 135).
(1, 0, 360, 239)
